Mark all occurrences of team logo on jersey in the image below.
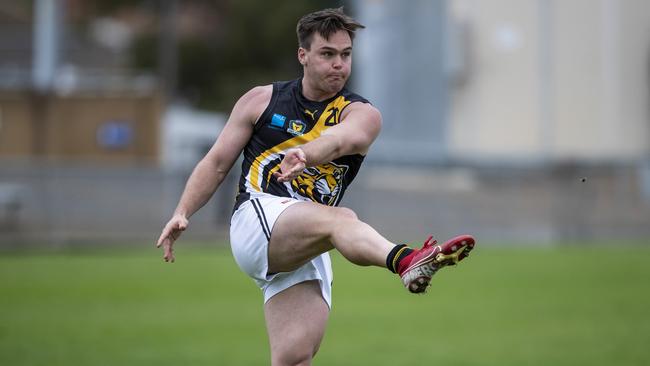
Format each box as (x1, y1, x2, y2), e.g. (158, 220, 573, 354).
(287, 120, 307, 136)
(270, 113, 286, 130)
(292, 162, 349, 206)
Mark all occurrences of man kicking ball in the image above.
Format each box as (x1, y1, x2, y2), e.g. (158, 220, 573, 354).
(157, 7, 476, 366)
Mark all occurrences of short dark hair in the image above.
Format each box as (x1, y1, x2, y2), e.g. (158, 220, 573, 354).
(296, 7, 365, 50)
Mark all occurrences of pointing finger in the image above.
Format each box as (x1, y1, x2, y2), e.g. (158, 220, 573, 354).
(156, 227, 171, 248)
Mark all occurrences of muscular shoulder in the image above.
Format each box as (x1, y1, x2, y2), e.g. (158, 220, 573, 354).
(234, 85, 273, 125)
(325, 101, 382, 155)
(241, 85, 272, 104)
(340, 101, 382, 130)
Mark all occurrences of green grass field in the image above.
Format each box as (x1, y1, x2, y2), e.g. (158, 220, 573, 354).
(1, 244, 649, 365)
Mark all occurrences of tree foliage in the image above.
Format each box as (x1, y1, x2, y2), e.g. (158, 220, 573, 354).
(131, 0, 342, 111)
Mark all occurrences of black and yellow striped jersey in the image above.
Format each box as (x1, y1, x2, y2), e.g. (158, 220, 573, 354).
(234, 78, 370, 211)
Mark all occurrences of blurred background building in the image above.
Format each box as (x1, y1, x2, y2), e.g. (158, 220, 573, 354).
(0, 0, 649, 246)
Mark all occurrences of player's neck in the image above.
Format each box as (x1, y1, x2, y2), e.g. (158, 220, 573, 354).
(301, 77, 337, 102)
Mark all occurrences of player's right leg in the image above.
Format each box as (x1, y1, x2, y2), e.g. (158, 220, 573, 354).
(267, 201, 394, 273)
(267, 200, 476, 293)
(230, 193, 476, 297)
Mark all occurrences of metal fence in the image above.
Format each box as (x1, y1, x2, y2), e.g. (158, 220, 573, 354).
(1, 160, 649, 246)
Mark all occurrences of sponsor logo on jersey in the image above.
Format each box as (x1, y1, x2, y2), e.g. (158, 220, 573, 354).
(287, 120, 307, 136)
(270, 113, 286, 129)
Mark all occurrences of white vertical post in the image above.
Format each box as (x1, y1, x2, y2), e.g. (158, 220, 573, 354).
(32, 0, 61, 92)
(600, 0, 621, 155)
(538, 0, 554, 162)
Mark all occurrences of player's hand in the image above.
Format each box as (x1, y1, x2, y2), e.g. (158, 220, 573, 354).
(156, 214, 189, 263)
(274, 148, 307, 183)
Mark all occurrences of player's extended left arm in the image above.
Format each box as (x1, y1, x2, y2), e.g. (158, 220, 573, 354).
(275, 103, 381, 182)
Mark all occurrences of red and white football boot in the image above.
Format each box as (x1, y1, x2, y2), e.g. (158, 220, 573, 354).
(398, 234, 476, 293)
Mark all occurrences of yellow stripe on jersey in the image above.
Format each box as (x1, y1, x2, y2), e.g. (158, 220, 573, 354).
(249, 95, 351, 192)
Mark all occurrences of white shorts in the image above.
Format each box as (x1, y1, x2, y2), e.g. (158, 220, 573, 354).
(229, 193, 334, 308)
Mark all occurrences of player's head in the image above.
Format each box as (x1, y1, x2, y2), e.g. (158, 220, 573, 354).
(297, 7, 364, 51)
(296, 7, 365, 94)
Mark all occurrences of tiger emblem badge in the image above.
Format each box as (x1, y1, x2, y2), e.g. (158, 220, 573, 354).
(292, 162, 349, 206)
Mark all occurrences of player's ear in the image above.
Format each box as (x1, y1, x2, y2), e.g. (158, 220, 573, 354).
(298, 47, 307, 66)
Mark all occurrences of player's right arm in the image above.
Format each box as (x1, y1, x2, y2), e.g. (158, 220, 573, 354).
(156, 85, 272, 262)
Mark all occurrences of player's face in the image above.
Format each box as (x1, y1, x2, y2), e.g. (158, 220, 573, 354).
(299, 30, 352, 94)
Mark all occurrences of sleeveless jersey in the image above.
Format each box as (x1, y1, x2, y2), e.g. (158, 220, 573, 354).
(234, 78, 370, 211)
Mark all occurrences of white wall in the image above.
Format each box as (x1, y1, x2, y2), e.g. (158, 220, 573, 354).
(447, 0, 650, 163)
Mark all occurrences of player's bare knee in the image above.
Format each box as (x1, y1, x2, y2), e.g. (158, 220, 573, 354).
(321, 207, 358, 241)
(335, 206, 358, 221)
(272, 348, 313, 366)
